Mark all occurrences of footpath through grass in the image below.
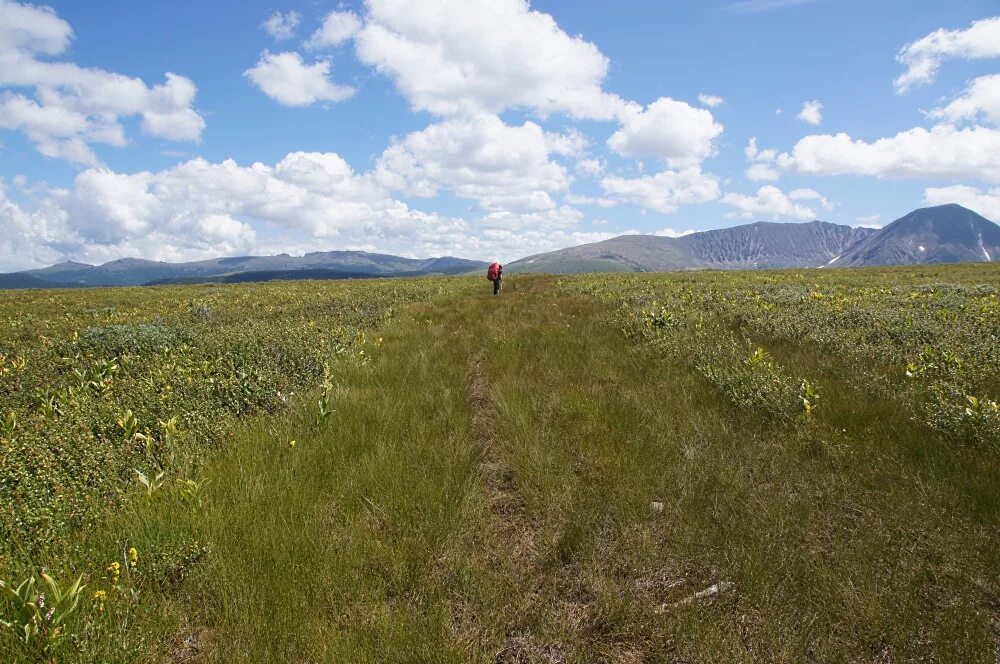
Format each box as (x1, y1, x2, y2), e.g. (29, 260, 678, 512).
(58, 275, 999, 661)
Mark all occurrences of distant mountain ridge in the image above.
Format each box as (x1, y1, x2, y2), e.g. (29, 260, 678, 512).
(834, 204, 1000, 267)
(508, 205, 998, 274)
(3, 205, 997, 290)
(509, 220, 874, 273)
(672, 220, 874, 269)
(2, 251, 488, 289)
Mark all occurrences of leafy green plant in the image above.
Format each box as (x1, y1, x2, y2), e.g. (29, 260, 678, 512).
(177, 477, 212, 510)
(800, 379, 820, 418)
(91, 358, 120, 397)
(696, 345, 805, 423)
(158, 415, 184, 466)
(965, 394, 1000, 418)
(0, 572, 85, 648)
(134, 468, 166, 498)
(0, 353, 26, 377)
(0, 411, 15, 441)
(317, 362, 336, 423)
(117, 410, 147, 443)
(906, 346, 963, 379)
(317, 391, 334, 423)
(747, 346, 773, 368)
(34, 388, 61, 419)
(923, 386, 1000, 449)
(644, 306, 680, 330)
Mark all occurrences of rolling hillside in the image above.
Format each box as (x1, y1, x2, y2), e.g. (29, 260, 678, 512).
(6, 251, 489, 288)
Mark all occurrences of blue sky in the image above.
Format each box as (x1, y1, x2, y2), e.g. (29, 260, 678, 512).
(1, 0, 998, 270)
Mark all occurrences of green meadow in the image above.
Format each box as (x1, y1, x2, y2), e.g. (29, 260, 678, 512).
(2, 266, 999, 662)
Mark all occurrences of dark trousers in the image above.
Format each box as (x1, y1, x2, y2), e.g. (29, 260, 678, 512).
(493, 278, 502, 295)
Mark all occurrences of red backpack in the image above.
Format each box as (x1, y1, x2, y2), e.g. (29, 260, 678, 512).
(486, 262, 500, 280)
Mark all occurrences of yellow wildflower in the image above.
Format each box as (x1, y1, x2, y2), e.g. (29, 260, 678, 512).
(129, 547, 138, 566)
(288, 439, 296, 448)
(107, 561, 121, 584)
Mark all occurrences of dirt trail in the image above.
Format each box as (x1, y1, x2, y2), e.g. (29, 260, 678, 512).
(468, 353, 563, 663)
(459, 281, 656, 663)
(468, 354, 533, 554)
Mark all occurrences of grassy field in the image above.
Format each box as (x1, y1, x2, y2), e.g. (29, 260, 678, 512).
(2, 267, 999, 662)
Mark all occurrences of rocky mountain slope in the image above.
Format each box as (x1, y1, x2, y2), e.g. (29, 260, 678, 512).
(510, 220, 874, 273)
(834, 204, 1000, 267)
(508, 205, 996, 274)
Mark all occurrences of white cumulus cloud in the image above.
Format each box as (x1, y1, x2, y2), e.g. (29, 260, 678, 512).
(564, 194, 615, 208)
(241, 0, 725, 224)
(479, 205, 583, 231)
(576, 158, 606, 177)
(305, 11, 362, 50)
(601, 167, 721, 213)
(797, 100, 823, 125)
(743, 136, 781, 181)
(855, 214, 882, 227)
(607, 97, 724, 167)
(788, 187, 833, 210)
(722, 185, 818, 220)
(653, 227, 696, 237)
(894, 16, 1000, 94)
(923, 185, 1000, 220)
(262, 11, 301, 41)
(0, 0, 72, 55)
(780, 124, 1000, 182)
(244, 51, 355, 106)
(745, 163, 780, 181)
(375, 113, 571, 211)
(0, 0, 205, 165)
(0, 178, 67, 271)
(543, 127, 589, 157)
(0, 153, 461, 268)
(354, 0, 627, 119)
(928, 74, 1000, 127)
(698, 94, 724, 108)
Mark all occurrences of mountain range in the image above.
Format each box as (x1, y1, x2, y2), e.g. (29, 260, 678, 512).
(0, 252, 488, 289)
(507, 204, 999, 273)
(1, 204, 997, 289)
(509, 219, 874, 273)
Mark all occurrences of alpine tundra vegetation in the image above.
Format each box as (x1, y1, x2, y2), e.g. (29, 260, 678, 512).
(1, 266, 999, 661)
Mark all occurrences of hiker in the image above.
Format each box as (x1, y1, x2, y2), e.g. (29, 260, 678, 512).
(486, 262, 503, 295)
